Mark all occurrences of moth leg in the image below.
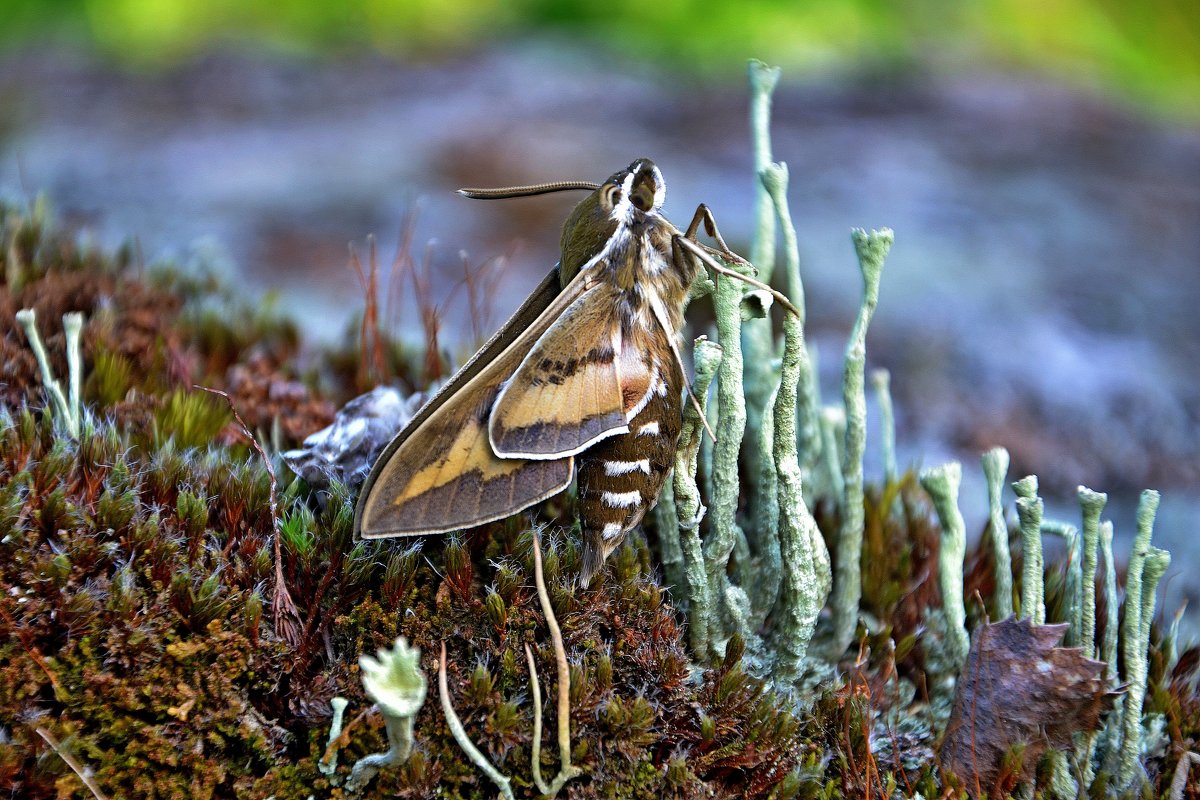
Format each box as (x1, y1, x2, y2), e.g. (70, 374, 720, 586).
(676, 233, 802, 319)
(671, 231, 703, 285)
(682, 204, 754, 272)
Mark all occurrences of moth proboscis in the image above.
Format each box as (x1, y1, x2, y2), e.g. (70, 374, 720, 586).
(354, 158, 786, 585)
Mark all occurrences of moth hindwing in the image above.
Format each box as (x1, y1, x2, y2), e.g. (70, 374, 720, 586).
(355, 158, 713, 584)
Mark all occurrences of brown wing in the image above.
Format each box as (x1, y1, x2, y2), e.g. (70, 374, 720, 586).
(488, 281, 635, 459)
(355, 266, 588, 539)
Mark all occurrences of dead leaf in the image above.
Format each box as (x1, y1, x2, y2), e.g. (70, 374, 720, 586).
(940, 616, 1114, 797)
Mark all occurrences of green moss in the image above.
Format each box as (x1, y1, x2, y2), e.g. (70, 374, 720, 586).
(85, 348, 135, 407)
(152, 389, 232, 450)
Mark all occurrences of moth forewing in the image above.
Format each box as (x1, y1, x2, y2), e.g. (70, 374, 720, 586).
(355, 265, 588, 539)
(354, 352, 576, 538)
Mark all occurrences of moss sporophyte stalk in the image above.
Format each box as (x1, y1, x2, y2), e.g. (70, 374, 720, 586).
(1, 60, 1193, 800)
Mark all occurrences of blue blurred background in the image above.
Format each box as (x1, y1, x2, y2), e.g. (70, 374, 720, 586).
(2, 0, 1198, 615)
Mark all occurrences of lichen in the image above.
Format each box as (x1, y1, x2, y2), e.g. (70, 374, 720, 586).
(828, 228, 892, 658)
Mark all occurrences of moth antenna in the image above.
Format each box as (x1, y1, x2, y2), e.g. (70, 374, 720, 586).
(648, 293, 718, 445)
(457, 181, 601, 200)
(677, 237, 802, 319)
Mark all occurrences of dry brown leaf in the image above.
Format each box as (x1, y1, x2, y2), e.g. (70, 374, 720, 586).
(940, 616, 1114, 797)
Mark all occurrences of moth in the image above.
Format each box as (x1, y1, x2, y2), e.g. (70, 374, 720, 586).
(354, 158, 753, 585)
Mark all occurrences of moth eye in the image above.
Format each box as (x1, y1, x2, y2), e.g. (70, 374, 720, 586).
(602, 185, 621, 210)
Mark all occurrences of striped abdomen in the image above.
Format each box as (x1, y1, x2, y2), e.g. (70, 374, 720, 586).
(576, 359, 683, 584)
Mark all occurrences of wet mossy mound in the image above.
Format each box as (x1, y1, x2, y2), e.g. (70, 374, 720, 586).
(0, 406, 811, 798)
(3, 203, 1200, 800)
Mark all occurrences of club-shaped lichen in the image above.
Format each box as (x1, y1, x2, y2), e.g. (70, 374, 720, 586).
(346, 637, 427, 791)
(1013, 475, 1045, 624)
(1114, 490, 1166, 787)
(919, 462, 969, 671)
(981, 447, 1014, 619)
(1077, 486, 1107, 658)
(672, 337, 722, 657)
(702, 237, 753, 659)
(15, 308, 85, 438)
(762, 159, 830, 685)
(829, 227, 892, 657)
(741, 58, 783, 513)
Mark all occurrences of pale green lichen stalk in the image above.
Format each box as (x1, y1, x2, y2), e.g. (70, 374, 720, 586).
(1100, 520, 1120, 681)
(1118, 544, 1170, 786)
(763, 159, 831, 685)
(752, 160, 818, 626)
(733, 288, 773, 603)
(1041, 520, 1081, 645)
(761, 163, 819, 481)
(702, 245, 753, 658)
(1045, 750, 1078, 800)
(741, 58, 783, 504)
(15, 308, 85, 438)
(347, 637, 428, 792)
(319, 697, 350, 776)
(919, 462, 969, 670)
(748, 59, 781, 285)
(64, 312, 83, 428)
(1077, 486, 1107, 658)
(674, 338, 722, 658)
(1073, 488, 1107, 786)
(829, 227, 892, 657)
(1113, 490, 1163, 787)
(871, 369, 897, 484)
(1012, 475, 1044, 624)
(981, 447, 1013, 619)
(751, 379, 782, 621)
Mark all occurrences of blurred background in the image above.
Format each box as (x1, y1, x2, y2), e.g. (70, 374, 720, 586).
(1, 1, 1198, 616)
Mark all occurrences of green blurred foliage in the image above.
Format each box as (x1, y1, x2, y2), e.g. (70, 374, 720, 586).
(1, 0, 1198, 117)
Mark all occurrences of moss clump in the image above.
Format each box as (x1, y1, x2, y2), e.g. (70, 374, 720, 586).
(0, 408, 292, 797)
(1, 201, 333, 451)
(0, 401, 811, 797)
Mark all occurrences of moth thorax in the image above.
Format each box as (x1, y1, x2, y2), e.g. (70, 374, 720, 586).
(559, 192, 617, 286)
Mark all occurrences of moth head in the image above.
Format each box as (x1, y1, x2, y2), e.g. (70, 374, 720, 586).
(560, 159, 665, 282)
(602, 158, 665, 220)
